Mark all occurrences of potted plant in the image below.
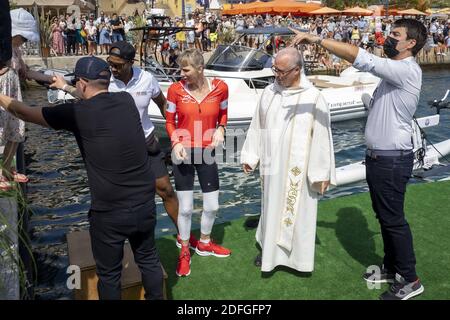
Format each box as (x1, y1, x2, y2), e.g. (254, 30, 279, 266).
(131, 14, 147, 62)
(38, 11, 52, 58)
(218, 27, 235, 45)
(0, 184, 36, 299)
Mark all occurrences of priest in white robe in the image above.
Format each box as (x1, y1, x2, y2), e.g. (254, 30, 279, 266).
(241, 47, 336, 273)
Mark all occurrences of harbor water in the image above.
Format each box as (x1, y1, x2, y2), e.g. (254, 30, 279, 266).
(22, 67, 450, 299)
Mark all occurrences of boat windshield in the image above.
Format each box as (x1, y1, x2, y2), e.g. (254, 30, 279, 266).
(205, 45, 273, 72)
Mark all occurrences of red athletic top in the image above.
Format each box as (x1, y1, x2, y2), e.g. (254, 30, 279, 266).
(166, 78, 228, 148)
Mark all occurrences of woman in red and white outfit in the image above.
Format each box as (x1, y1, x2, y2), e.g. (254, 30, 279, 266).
(166, 49, 231, 277)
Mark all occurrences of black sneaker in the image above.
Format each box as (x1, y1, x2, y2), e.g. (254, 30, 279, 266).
(245, 217, 260, 229)
(363, 264, 395, 283)
(254, 254, 262, 267)
(380, 274, 424, 300)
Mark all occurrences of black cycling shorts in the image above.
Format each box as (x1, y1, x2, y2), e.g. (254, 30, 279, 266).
(146, 131, 169, 179)
(172, 148, 219, 193)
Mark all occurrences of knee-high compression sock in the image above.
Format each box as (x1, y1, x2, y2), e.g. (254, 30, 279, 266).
(177, 191, 194, 241)
(200, 190, 219, 237)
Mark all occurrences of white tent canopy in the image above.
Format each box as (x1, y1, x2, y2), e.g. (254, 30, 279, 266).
(209, 0, 222, 10)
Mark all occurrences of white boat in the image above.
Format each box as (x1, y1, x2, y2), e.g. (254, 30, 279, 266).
(45, 73, 450, 186)
(47, 27, 380, 129)
(146, 27, 380, 129)
(43, 26, 450, 187)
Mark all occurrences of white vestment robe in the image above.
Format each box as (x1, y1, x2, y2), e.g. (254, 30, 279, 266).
(240, 82, 336, 272)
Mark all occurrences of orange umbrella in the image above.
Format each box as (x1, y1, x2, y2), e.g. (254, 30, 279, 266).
(397, 8, 428, 16)
(254, 0, 321, 15)
(222, 3, 232, 10)
(253, 0, 278, 14)
(241, 0, 266, 15)
(342, 6, 373, 16)
(310, 6, 342, 15)
(224, 0, 320, 16)
(222, 3, 247, 15)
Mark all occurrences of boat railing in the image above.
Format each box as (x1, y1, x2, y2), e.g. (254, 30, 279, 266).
(141, 65, 180, 83)
(429, 89, 450, 114)
(142, 64, 274, 94)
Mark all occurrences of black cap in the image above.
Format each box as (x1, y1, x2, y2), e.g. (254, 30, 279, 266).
(109, 41, 136, 61)
(67, 56, 111, 80)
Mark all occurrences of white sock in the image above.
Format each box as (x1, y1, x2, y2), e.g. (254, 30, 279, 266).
(177, 190, 194, 242)
(200, 190, 219, 236)
(200, 238, 210, 244)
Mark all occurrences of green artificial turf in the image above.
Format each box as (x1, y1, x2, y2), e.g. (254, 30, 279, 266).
(157, 180, 450, 300)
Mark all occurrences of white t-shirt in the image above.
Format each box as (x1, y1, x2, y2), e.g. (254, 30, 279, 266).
(109, 67, 161, 137)
(95, 16, 109, 26)
(124, 21, 134, 33)
(85, 24, 97, 37)
(430, 23, 437, 34)
(186, 19, 195, 35)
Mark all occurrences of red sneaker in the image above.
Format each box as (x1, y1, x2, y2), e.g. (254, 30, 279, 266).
(195, 239, 231, 258)
(176, 246, 191, 277)
(176, 234, 199, 250)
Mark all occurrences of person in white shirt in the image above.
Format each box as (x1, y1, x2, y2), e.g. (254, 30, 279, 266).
(185, 14, 195, 49)
(241, 48, 335, 274)
(291, 18, 427, 301)
(327, 19, 336, 33)
(85, 19, 97, 55)
(429, 20, 437, 34)
(95, 11, 109, 26)
(107, 42, 186, 242)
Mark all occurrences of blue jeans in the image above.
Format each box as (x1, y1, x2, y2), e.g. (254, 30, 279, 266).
(111, 32, 123, 43)
(365, 151, 417, 282)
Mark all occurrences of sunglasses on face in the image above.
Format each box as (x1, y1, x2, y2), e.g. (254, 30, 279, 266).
(106, 58, 128, 70)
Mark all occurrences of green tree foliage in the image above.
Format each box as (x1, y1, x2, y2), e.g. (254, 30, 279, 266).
(9, 1, 18, 9)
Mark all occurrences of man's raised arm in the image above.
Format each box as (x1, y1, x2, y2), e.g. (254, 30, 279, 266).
(289, 28, 406, 87)
(0, 94, 49, 127)
(289, 28, 359, 64)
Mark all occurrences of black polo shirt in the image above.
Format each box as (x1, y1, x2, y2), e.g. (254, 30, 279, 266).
(42, 91, 154, 211)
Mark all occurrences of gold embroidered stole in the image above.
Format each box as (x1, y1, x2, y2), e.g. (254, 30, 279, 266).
(276, 93, 318, 252)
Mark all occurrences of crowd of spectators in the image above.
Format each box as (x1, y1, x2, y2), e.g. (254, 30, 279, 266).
(27, 8, 450, 73)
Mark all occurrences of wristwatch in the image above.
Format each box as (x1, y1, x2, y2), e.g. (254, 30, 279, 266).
(314, 38, 323, 46)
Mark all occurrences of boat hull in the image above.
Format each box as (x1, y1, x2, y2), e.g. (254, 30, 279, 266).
(335, 139, 450, 186)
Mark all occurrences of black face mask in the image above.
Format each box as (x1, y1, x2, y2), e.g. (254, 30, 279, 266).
(383, 36, 400, 58)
